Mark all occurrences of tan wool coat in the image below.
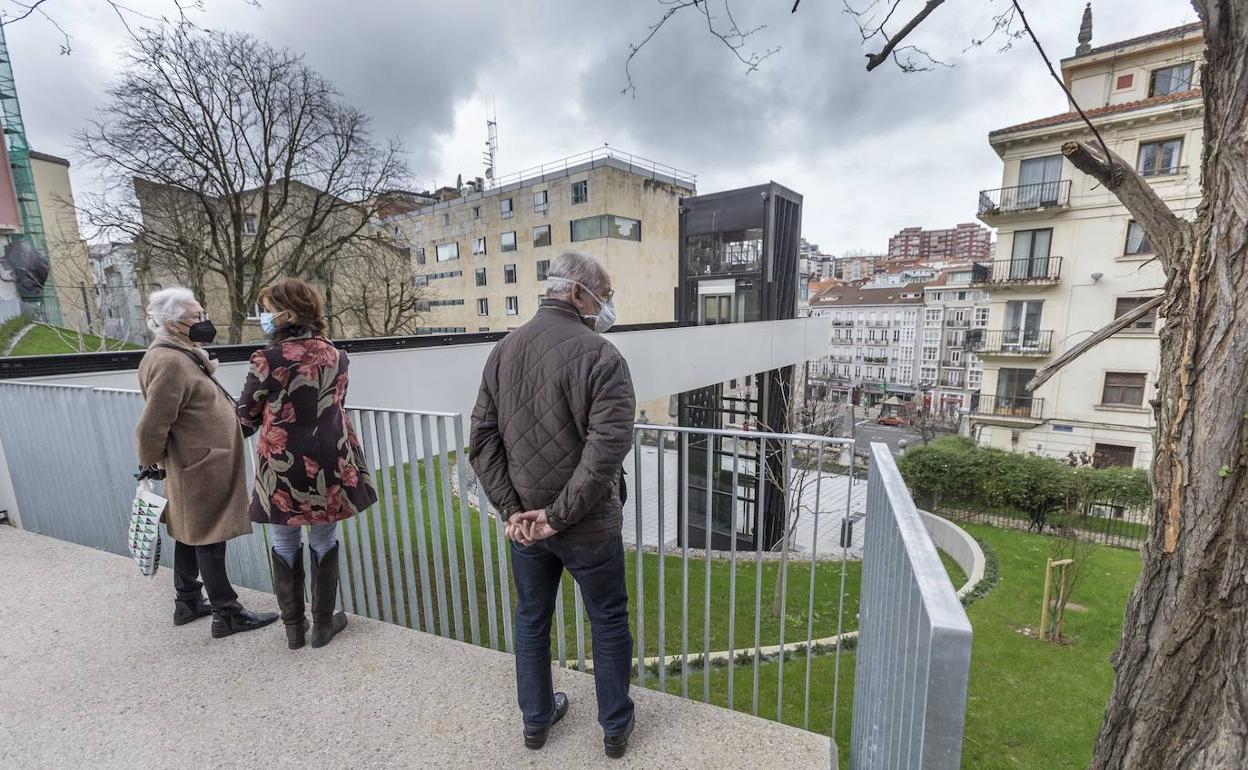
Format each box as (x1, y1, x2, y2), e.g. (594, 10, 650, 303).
(136, 342, 251, 545)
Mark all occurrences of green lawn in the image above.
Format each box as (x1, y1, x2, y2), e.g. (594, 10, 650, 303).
(0, 313, 29, 351)
(7, 323, 143, 356)
(667, 525, 1141, 768)
(336, 456, 863, 661)
(947, 503, 1149, 544)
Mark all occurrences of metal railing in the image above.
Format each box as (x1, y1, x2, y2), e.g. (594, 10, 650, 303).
(487, 146, 697, 191)
(972, 394, 1045, 421)
(851, 444, 972, 768)
(965, 329, 1054, 355)
(970, 257, 1063, 286)
(0, 381, 975, 766)
(977, 179, 1071, 216)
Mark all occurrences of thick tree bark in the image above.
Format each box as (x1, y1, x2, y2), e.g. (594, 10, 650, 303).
(1090, 3, 1248, 767)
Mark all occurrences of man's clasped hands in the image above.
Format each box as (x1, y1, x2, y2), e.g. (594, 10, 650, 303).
(504, 509, 558, 546)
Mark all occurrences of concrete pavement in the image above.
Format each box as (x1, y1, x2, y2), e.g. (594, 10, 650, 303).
(0, 526, 831, 769)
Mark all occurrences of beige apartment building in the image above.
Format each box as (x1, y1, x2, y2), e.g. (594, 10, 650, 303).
(971, 19, 1202, 469)
(29, 151, 95, 330)
(922, 267, 990, 416)
(393, 149, 695, 332)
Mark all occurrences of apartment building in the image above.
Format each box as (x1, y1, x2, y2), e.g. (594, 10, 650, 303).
(806, 284, 925, 408)
(28, 152, 95, 329)
(921, 267, 990, 415)
(886, 223, 992, 263)
(393, 149, 695, 333)
(833, 253, 880, 282)
(970, 18, 1202, 469)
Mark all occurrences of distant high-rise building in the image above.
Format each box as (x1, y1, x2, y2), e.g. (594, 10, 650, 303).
(887, 223, 992, 263)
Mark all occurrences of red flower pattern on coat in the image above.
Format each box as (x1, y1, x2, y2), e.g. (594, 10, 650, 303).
(278, 402, 296, 424)
(338, 456, 359, 488)
(272, 490, 294, 512)
(303, 456, 320, 480)
(257, 425, 288, 459)
(251, 351, 270, 379)
(271, 366, 291, 387)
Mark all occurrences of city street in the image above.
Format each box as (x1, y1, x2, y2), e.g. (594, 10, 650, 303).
(853, 420, 922, 455)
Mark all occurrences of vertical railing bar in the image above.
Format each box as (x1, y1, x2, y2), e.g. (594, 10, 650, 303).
(680, 431, 690, 699)
(419, 415, 451, 637)
(435, 418, 466, 642)
(345, 412, 370, 619)
(555, 582, 568, 668)
(727, 437, 740, 712)
(752, 435, 767, 717)
(804, 442, 826, 731)
(475, 481, 500, 650)
(403, 415, 436, 633)
(371, 411, 400, 624)
(633, 430, 646, 688)
(657, 429, 667, 691)
(351, 410, 381, 620)
(452, 415, 481, 646)
(703, 429, 714, 703)
(493, 493, 515, 653)
(833, 439, 856, 745)
(574, 582, 587, 672)
(389, 412, 419, 629)
(363, 412, 393, 623)
(776, 439, 794, 722)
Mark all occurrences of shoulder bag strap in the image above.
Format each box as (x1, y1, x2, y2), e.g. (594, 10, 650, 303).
(153, 343, 237, 407)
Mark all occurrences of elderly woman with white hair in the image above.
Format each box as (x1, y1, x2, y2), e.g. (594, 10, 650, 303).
(135, 287, 277, 637)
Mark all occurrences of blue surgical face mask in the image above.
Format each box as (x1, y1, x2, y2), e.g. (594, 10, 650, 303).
(259, 312, 276, 336)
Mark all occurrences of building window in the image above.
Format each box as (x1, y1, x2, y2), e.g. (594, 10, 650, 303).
(1115, 73, 1135, 90)
(500, 198, 513, 219)
(475, 268, 487, 287)
(501, 231, 517, 252)
(536, 259, 550, 281)
(572, 180, 588, 205)
(428, 299, 465, 307)
(1138, 138, 1183, 177)
(925, 309, 942, 326)
(415, 248, 426, 265)
(472, 236, 487, 256)
(570, 214, 641, 243)
(504, 264, 517, 284)
(506, 296, 519, 315)
(1149, 62, 1194, 97)
(442, 212, 450, 226)
(1124, 221, 1153, 256)
(398, 247, 411, 260)
(1115, 296, 1158, 332)
(473, 206, 481, 219)
(533, 224, 551, 248)
(533, 190, 548, 213)
(478, 327, 490, 332)
(1094, 443, 1137, 469)
(1102, 372, 1147, 407)
(477, 298, 489, 316)
(243, 214, 257, 235)
(967, 369, 982, 389)
(435, 242, 459, 262)
(974, 307, 989, 327)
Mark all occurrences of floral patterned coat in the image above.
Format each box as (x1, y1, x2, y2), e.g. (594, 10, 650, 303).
(238, 334, 377, 527)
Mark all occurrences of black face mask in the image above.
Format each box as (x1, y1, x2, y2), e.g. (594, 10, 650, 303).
(186, 319, 217, 344)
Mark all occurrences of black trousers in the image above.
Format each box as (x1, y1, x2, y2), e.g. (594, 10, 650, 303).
(173, 540, 239, 610)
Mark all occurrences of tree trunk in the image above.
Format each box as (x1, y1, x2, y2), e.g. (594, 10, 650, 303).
(1092, 7, 1248, 766)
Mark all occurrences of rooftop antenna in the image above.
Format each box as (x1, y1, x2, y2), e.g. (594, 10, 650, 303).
(482, 101, 498, 188)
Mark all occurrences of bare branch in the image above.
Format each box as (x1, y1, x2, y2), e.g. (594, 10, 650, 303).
(1026, 295, 1163, 392)
(851, 0, 946, 72)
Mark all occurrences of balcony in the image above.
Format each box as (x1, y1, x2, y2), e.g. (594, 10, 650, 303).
(939, 359, 965, 369)
(862, 355, 888, 365)
(970, 257, 1062, 287)
(863, 338, 889, 347)
(977, 179, 1071, 217)
(939, 375, 966, 388)
(972, 393, 1045, 424)
(965, 329, 1054, 356)
(944, 318, 970, 328)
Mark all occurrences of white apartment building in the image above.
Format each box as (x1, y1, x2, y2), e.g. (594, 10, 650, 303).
(922, 267, 990, 415)
(971, 19, 1202, 469)
(807, 284, 924, 408)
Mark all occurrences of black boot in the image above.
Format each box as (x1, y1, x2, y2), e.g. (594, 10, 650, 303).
(173, 596, 212, 626)
(271, 546, 309, 649)
(604, 717, 635, 760)
(309, 542, 348, 649)
(210, 603, 279, 639)
(524, 692, 570, 750)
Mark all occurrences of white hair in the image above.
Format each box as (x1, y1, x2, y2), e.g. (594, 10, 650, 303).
(545, 250, 609, 300)
(146, 286, 197, 333)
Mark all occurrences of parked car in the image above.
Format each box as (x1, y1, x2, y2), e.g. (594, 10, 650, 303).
(877, 415, 905, 427)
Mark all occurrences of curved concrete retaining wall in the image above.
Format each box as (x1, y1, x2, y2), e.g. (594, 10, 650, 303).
(919, 510, 986, 600)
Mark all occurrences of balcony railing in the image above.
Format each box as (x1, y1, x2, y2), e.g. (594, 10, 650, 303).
(977, 179, 1071, 216)
(944, 318, 970, 328)
(939, 359, 964, 369)
(973, 393, 1045, 421)
(862, 355, 888, 365)
(965, 329, 1054, 355)
(971, 257, 1062, 286)
(864, 338, 889, 347)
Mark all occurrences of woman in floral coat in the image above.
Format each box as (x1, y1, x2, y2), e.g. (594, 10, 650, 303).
(238, 278, 377, 650)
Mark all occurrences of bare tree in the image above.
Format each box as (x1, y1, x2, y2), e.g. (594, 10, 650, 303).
(0, 0, 259, 54)
(628, 1, 1248, 764)
(77, 27, 410, 342)
(1042, 523, 1096, 643)
(330, 239, 434, 338)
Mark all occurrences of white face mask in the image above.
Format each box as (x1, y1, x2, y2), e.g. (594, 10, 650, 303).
(555, 277, 617, 333)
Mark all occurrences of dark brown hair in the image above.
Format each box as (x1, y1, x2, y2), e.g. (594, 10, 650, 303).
(258, 277, 326, 338)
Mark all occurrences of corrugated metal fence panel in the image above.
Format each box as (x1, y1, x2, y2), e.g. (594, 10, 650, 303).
(850, 443, 972, 769)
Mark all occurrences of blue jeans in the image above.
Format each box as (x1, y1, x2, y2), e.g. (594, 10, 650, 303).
(269, 522, 338, 566)
(511, 535, 634, 735)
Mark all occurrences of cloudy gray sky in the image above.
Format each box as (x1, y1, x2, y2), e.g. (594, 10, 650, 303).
(8, 0, 1198, 253)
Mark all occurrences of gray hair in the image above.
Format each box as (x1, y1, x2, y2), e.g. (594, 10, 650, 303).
(146, 286, 197, 333)
(545, 250, 609, 300)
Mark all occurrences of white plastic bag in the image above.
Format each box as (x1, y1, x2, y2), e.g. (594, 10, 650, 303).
(128, 479, 167, 576)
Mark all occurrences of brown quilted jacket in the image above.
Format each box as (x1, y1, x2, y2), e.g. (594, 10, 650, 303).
(469, 299, 636, 543)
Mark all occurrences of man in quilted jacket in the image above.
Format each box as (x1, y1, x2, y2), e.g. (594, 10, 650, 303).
(469, 249, 637, 759)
